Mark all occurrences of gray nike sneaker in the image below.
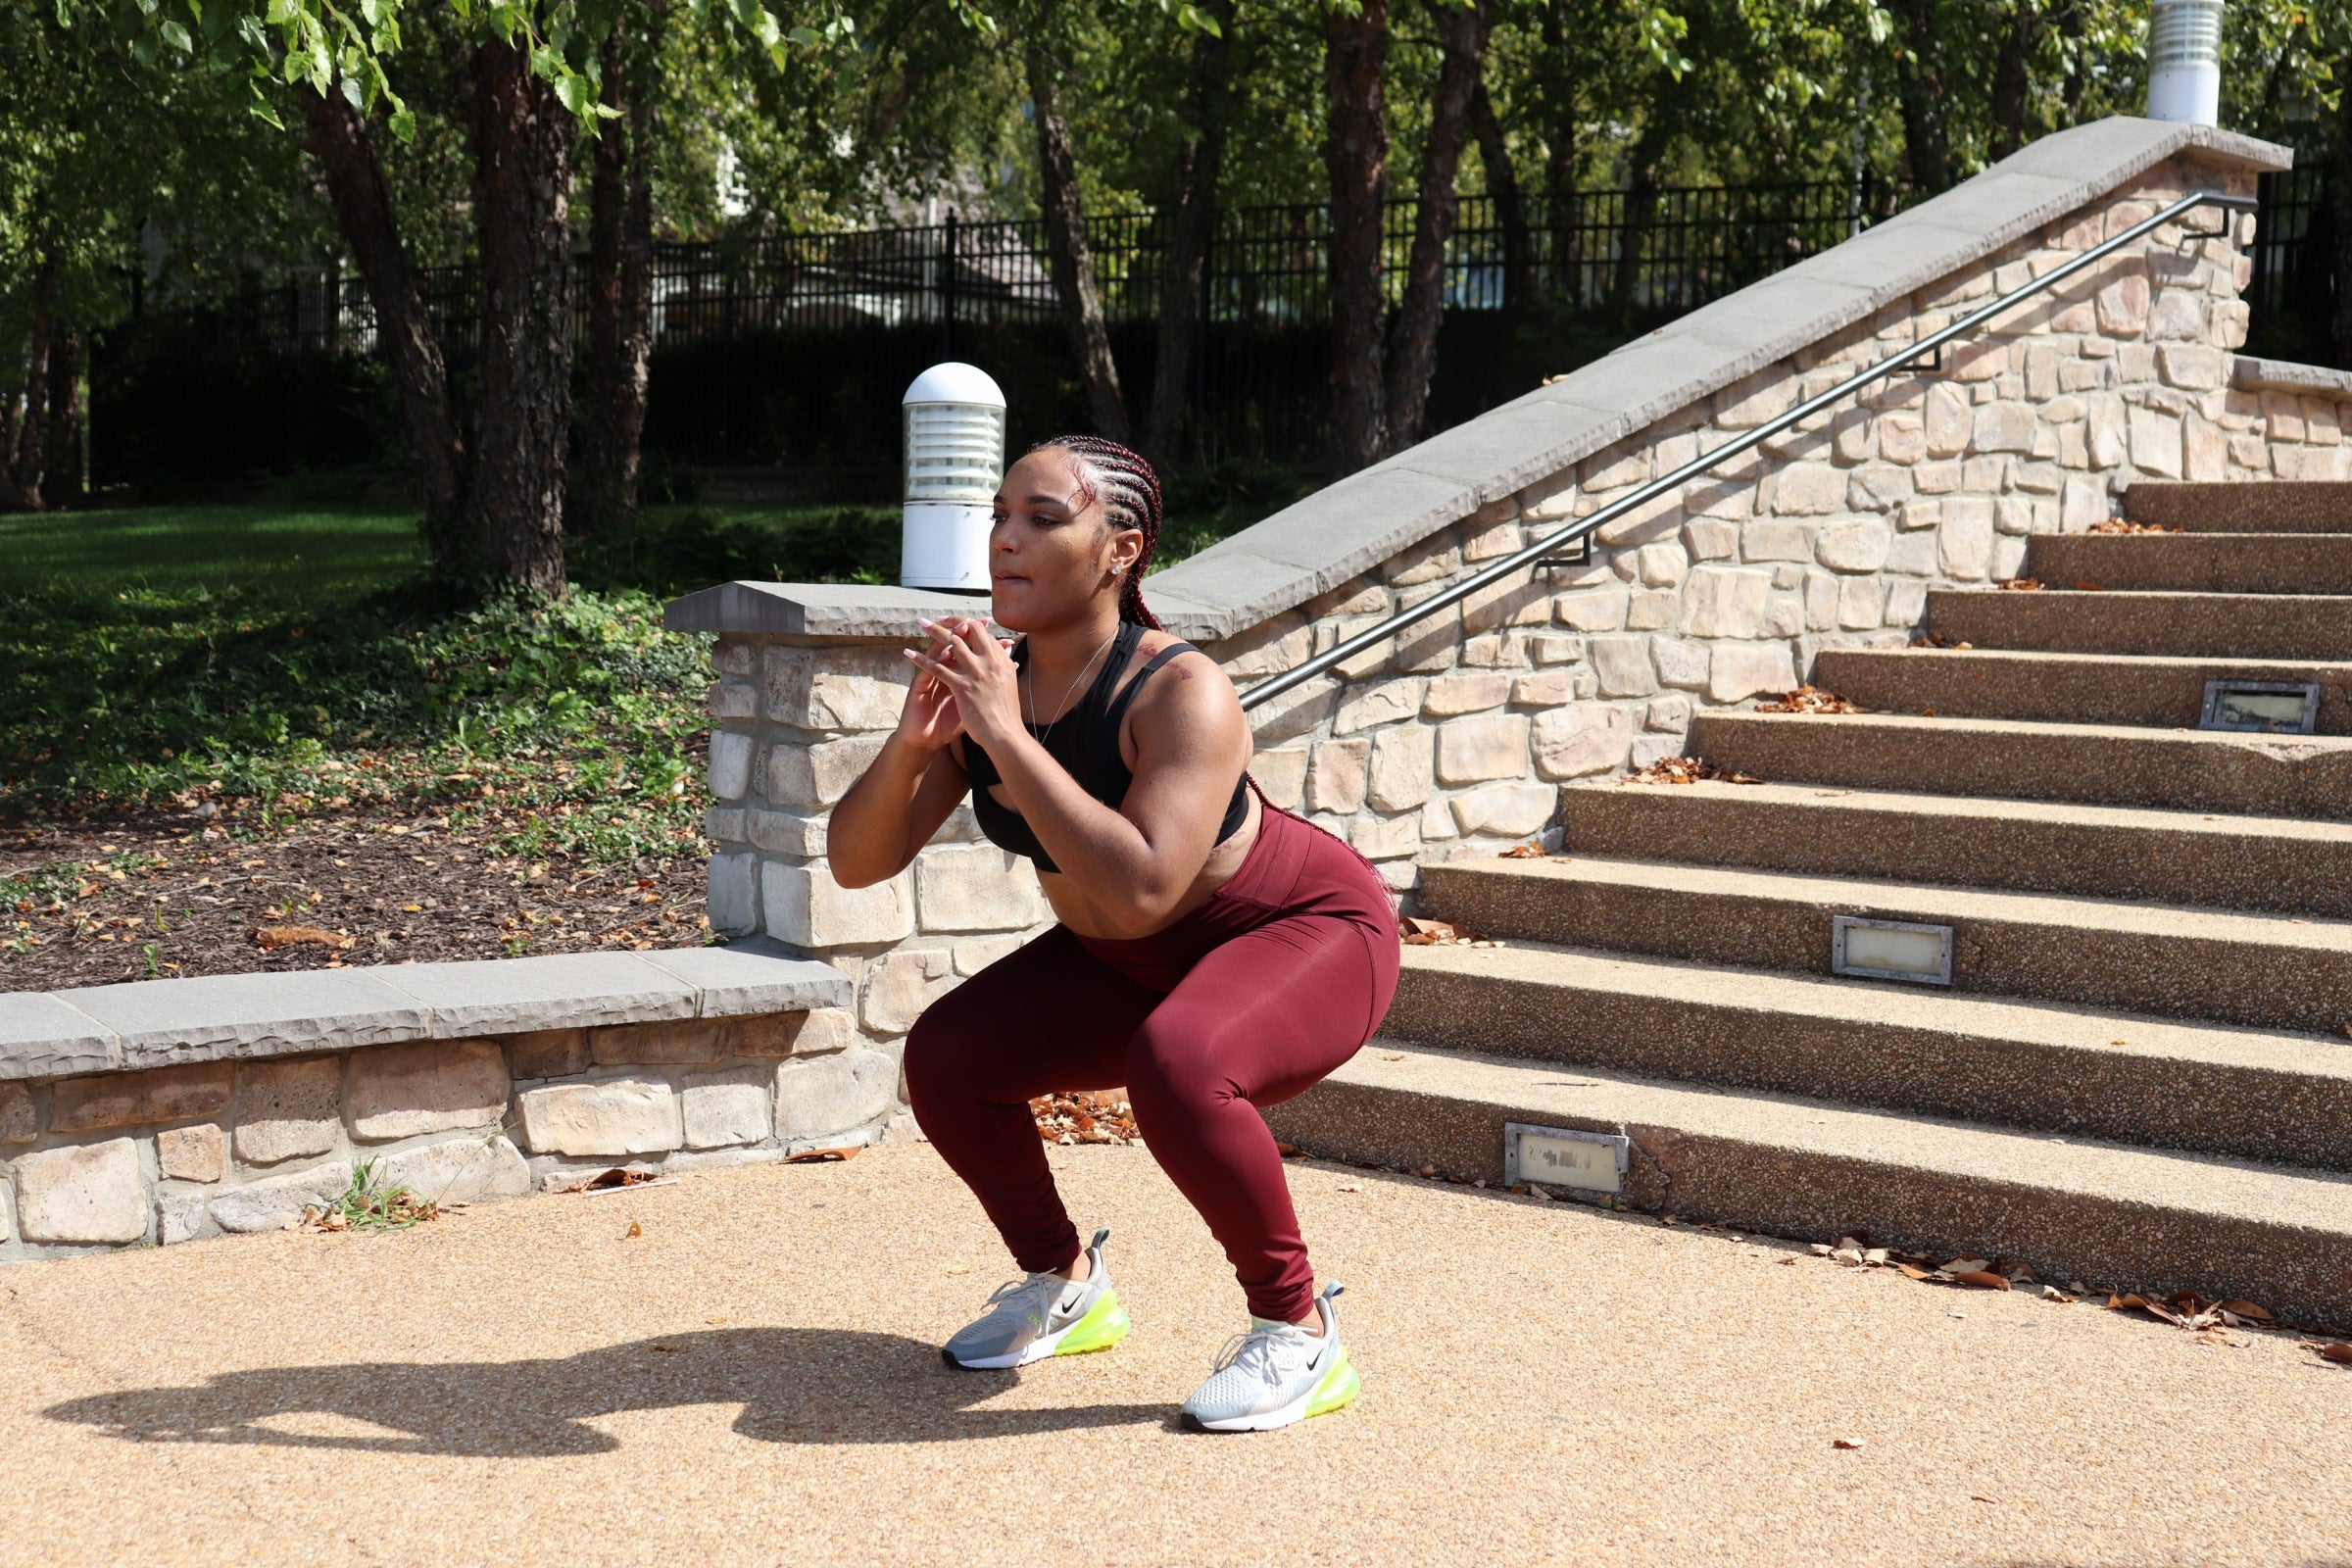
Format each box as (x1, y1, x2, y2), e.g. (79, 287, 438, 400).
(1179, 1281, 1360, 1433)
(941, 1227, 1132, 1370)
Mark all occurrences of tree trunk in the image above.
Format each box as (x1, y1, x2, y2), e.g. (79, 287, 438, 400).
(299, 85, 467, 565)
(1987, 0, 2037, 162)
(4, 257, 58, 512)
(42, 329, 82, 508)
(1384, 0, 1492, 453)
(1026, 28, 1131, 443)
(572, 35, 659, 536)
(1323, 0, 1391, 473)
(467, 39, 579, 595)
(1539, 0, 1581, 300)
(1469, 78, 1527, 309)
(2336, 82, 2352, 368)
(1142, 0, 1233, 470)
(1608, 120, 1668, 325)
(1887, 0, 1954, 193)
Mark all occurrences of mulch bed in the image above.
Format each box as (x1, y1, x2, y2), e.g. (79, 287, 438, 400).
(3, 806, 710, 992)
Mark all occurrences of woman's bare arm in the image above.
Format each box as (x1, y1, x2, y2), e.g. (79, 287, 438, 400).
(827, 662, 973, 889)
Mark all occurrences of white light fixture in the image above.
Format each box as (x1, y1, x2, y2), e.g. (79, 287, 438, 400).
(901, 362, 1006, 591)
(2145, 0, 2223, 126)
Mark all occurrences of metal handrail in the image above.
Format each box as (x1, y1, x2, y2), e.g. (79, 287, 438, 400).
(1238, 187, 2259, 711)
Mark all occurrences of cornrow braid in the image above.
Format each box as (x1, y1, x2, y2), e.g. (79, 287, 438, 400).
(1031, 433, 1164, 629)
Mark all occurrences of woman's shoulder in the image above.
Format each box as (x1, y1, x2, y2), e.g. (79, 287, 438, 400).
(1121, 631, 1240, 727)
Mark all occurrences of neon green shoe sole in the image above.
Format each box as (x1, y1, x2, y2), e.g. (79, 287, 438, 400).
(1054, 1289, 1131, 1355)
(1304, 1345, 1360, 1417)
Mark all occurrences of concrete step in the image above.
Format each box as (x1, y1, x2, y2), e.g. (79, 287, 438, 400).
(1809, 646, 2352, 734)
(1924, 589, 2351, 660)
(1264, 1042, 2352, 1330)
(2124, 480, 2352, 533)
(2025, 532, 2352, 595)
(1416, 855, 2352, 1032)
(1685, 710, 2352, 819)
(1557, 777, 2352, 916)
(1387, 941, 2352, 1169)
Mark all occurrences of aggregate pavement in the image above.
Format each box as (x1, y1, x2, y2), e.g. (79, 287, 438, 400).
(1, 1139, 2348, 1566)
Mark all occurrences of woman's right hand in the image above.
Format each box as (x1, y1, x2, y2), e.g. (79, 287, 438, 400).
(895, 660, 965, 755)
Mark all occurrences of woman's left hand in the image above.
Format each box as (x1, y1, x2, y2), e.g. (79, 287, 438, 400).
(906, 617, 1024, 751)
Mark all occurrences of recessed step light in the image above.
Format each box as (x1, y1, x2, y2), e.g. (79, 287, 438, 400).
(2199, 679, 2320, 734)
(1504, 1121, 1629, 1196)
(1832, 915, 1954, 985)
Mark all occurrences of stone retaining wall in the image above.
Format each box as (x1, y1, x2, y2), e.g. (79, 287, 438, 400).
(1218, 155, 2352, 879)
(1, 947, 868, 1256)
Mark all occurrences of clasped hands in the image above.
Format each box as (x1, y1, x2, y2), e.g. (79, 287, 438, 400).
(899, 617, 1022, 755)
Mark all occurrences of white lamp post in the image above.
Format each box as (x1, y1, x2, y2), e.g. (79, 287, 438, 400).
(900, 362, 1006, 591)
(2145, 0, 2223, 126)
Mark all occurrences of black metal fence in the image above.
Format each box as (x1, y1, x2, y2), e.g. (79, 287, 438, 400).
(90, 169, 2340, 492)
(2244, 165, 2342, 369)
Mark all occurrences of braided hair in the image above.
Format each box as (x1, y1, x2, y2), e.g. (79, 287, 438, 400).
(1031, 434, 1163, 629)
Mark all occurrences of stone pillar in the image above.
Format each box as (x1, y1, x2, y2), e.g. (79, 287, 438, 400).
(666, 586, 1056, 1094)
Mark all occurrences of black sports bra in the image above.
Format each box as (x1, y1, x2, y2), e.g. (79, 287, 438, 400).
(961, 620, 1251, 873)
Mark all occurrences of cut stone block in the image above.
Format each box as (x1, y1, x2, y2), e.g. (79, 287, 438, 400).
(862, 949, 958, 1036)
(233, 1057, 342, 1166)
(209, 1160, 354, 1234)
(635, 941, 854, 1018)
(0, 993, 119, 1079)
(915, 845, 1046, 933)
(50, 1062, 232, 1133)
(13, 1139, 147, 1244)
(682, 1067, 774, 1149)
(514, 1074, 683, 1157)
(157, 1123, 226, 1184)
(504, 1028, 590, 1081)
(727, 1008, 852, 1056)
(588, 1020, 726, 1067)
(0, 1082, 34, 1144)
(68, 969, 423, 1069)
(774, 1048, 899, 1143)
(345, 1040, 511, 1141)
(158, 1192, 211, 1246)
(378, 1136, 531, 1206)
(762, 862, 915, 948)
(1533, 704, 1637, 780)
(374, 953, 699, 1039)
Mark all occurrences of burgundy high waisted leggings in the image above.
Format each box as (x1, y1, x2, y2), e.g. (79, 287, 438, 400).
(904, 802, 1400, 1324)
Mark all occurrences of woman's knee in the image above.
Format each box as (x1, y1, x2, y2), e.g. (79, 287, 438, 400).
(1125, 1021, 1234, 1120)
(902, 996, 981, 1106)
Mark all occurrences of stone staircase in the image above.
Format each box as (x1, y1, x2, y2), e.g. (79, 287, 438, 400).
(1268, 479, 2352, 1327)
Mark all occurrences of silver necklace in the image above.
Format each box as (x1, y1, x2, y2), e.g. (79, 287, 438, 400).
(1029, 626, 1119, 749)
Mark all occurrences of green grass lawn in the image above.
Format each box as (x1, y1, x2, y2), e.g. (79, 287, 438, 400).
(6, 504, 429, 601)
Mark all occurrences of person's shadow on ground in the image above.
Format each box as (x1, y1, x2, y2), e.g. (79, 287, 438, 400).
(43, 1328, 1170, 1455)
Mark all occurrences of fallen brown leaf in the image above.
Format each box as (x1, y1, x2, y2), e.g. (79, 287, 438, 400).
(1998, 577, 2043, 590)
(2306, 1341, 2352, 1365)
(1832, 1439, 1864, 1450)
(1626, 756, 1764, 786)
(1756, 686, 1862, 714)
(251, 924, 353, 952)
(624, 1221, 642, 1239)
(1951, 1271, 2014, 1292)
(1896, 1263, 1936, 1281)
(786, 1146, 863, 1162)
(2086, 518, 2179, 535)
(2071, 580, 2105, 591)
(1498, 843, 1548, 858)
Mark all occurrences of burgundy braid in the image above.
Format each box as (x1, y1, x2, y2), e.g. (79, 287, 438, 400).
(1031, 434, 1164, 628)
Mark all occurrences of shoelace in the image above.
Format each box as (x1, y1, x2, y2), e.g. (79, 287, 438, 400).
(982, 1271, 1070, 1325)
(1209, 1321, 1310, 1386)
